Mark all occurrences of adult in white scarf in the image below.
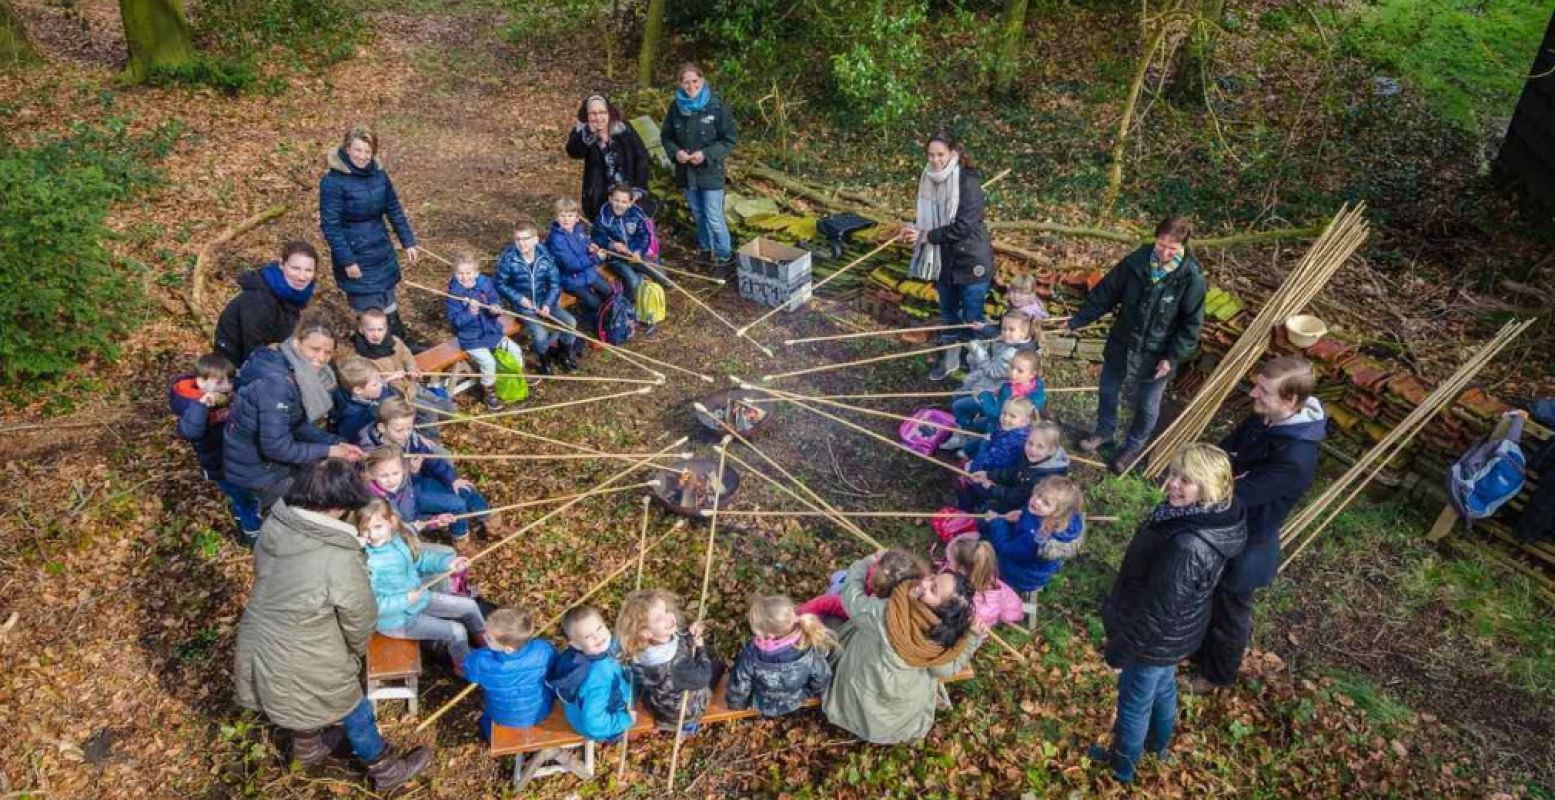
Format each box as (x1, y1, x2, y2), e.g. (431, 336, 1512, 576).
(903, 130, 996, 381)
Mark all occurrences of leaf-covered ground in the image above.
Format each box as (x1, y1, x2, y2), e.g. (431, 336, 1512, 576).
(0, 1, 1549, 797)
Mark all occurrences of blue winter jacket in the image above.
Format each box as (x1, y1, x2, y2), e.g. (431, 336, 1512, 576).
(548, 643, 635, 741)
(318, 149, 416, 296)
(1217, 398, 1327, 592)
(976, 378, 1048, 422)
(170, 374, 229, 481)
(358, 425, 459, 489)
(495, 244, 562, 313)
(329, 382, 397, 443)
(982, 510, 1085, 592)
(444, 274, 507, 351)
(591, 203, 651, 257)
(364, 535, 457, 632)
(224, 347, 340, 495)
(465, 640, 558, 738)
(370, 477, 422, 527)
(970, 425, 1030, 474)
(546, 221, 603, 293)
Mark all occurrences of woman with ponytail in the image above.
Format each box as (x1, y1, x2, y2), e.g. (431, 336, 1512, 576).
(823, 555, 987, 744)
(725, 595, 836, 717)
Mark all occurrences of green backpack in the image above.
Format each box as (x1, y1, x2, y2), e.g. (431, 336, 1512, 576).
(490, 346, 530, 403)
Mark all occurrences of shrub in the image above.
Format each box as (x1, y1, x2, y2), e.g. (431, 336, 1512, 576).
(0, 120, 180, 385)
(146, 55, 258, 95)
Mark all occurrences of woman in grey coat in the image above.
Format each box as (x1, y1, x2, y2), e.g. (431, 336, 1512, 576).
(233, 458, 431, 792)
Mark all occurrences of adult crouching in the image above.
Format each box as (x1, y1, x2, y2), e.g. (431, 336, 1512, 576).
(824, 554, 986, 744)
(213, 240, 319, 367)
(234, 458, 432, 792)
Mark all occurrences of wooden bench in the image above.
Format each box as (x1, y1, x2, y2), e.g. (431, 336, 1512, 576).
(489, 668, 976, 788)
(366, 633, 422, 716)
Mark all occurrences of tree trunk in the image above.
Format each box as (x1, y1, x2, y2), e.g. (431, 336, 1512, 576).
(119, 0, 196, 83)
(635, 0, 665, 89)
(1098, 19, 1170, 222)
(991, 0, 1029, 97)
(0, 0, 40, 67)
(1167, 0, 1224, 106)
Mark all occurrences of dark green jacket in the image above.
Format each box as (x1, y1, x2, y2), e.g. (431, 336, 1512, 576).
(1069, 245, 1207, 367)
(660, 91, 737, 191)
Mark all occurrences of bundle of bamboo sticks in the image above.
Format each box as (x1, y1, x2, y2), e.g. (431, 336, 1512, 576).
(1278, 318, 1534, 572)
(1138, 204, 1371, 478)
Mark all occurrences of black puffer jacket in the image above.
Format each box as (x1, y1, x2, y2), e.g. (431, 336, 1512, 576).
(630, 631, 716, 731)
(925, 167, 996, 286)
(724, 640, 832, 717)
(1102, 500, 1247, 667)
(223, 346, 340, 496)
(1068, 245, 1207, 368)
(214, 268, 309, 367)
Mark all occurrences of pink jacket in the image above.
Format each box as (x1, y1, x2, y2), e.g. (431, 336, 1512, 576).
(973, 580, 1026, 627)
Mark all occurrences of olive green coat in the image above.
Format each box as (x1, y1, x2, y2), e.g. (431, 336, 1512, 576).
(822, 556, 984, 744)
(234, 501, 377, 730)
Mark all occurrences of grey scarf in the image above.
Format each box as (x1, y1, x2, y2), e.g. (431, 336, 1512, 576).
(908, 153, 961, 281)
(279, 339, 337, 424)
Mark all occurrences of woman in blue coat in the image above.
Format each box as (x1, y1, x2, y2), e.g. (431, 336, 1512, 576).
(319, 126, 421, 346)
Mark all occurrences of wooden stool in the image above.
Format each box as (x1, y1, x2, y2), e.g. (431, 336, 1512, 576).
(513, 741, 595, 788)
(365, 634, 421, 716)
(1022, 590, 1041, 632)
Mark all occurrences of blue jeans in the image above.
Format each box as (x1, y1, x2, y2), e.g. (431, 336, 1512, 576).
(340, 696, 386, 762)
(521, 306, 577, 353)
(1111, 661, 1177, 781)
(683, 188, 731, 260)
(382, 591, 486, 665)
(936, 276, 990, 339)
(412, 475, 488, 539)
(1095, 354, 1171, 452)
(216, 479, 263, 537)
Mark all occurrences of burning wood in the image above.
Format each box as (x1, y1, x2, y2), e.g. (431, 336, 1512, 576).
(672, 468, 727, 511)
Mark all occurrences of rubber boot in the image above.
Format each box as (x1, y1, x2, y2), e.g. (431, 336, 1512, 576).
(291, 726, 344, 767)
(387, 311, 428, 354)
(365, 746, 432, 793)
(928, 344, 962, 382)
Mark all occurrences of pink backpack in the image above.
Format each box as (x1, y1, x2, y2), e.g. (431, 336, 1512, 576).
(644, 215, 661, 261)
(899, 408, 955, 454)
(932, 507, 980, 543)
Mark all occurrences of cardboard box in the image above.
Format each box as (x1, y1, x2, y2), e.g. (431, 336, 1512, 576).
(737, 238, 812, 312)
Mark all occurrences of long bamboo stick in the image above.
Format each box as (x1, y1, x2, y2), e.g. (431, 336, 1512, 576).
(422, 451, 692, 462)
(756, 385, 989, 439)
(702, 509, 1120, 522)
(409, 400, 683, 471)
(746, 387, 1097, 403)
(417, 386, 652, 429)
(783, 317, 1071, 346)
(760, 341, 964, 383)
(443, 482, 656, 522)
(737, 233, 905, 338)
(651, 261, 726, 285)
(392, 370, 662, 385)
(615, 251, 773, 358)
(619, 494, 654, 778)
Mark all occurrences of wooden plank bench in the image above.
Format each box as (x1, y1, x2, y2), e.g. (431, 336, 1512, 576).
(366, 633, 422, 716)
(489, 668, 975, 788)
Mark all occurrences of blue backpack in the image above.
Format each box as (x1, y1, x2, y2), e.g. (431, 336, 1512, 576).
(1448, 413, 1527, 525)
(596, 290, 635, 345)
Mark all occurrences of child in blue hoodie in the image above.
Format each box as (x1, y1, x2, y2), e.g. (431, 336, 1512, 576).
(169, 353, 258, 543)
(980, 476, 1086, 594)
(548, 605, 635, 742)
(446, 254, 525, 410)
(329, 357, 403, 443)
(357, 497, 486, 670)
(463, 606, 557, 741)
(964, 395, 1035, 468)
(546, 197, 615, 338)
(960, 421, 1071, 513)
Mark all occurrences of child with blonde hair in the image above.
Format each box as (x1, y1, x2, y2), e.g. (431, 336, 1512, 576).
(356, 497, 485, 671)
(725, 595, 835, 716)
(962, 310, 1037, 398)
(445, 252, 525, 410)
(616, 589, 719, 733)
(362, 445, 464, 549)
(796, 549, 928, 623)
(981, 476, 1086, 593)
(963, 394, 1036, 468)
(961, 421, 1071, 513)
(330, 357, 399, 442)
(361, 400, 492, 544)
(463, 607, 556, 740)
(942, 535, 1024, 628)
(1004, 272, 1049, 319)
(945, 350, 1047, 453)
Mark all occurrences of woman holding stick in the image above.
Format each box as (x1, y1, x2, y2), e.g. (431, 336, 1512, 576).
(823, 553, 987, 744)
(902, 130, 998, 382)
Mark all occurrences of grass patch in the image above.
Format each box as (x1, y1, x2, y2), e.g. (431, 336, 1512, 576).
(1313, 665, 1415, 732)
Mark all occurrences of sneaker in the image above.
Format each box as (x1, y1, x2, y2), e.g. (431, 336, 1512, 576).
(639, 322, 658, 337)
(1078, 435, 1105, 455)
(1181, 674, 1219, 695)
(938, 434, 966, 452)
(482, 388, 503, 411)
(1110, 445, 1143, 475)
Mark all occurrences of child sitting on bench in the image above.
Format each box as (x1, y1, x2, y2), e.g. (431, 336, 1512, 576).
(363, 445, 464, 552)
(591, 184, 660, 301)
(725, 594, 835, 717)
(361, 398, 492, 544)
(942, 535, 1024, 628)
(617, 589, 719, 734)
(330, 358, 403, 443)
(960, 421, 1070, 513)
(497, 219, 579, 375)
(796, 550, 927, 624)
(963, 395, 1036, 469)
(446, 252, 526, 411)
(962, 311, 1037, 399)
(348, 307, 455, 420)
(548, 605, 635, 742)
(980, 476, 1086, 595)
(358, 497, 485, 672)
(463, 607, 556, 741)
(546, 197, 615, 337)
(944, 351, 1046, 453)
(169, 353, 258, 545)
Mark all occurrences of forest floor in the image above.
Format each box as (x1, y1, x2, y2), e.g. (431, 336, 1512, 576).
(1, 0, 1551, 798)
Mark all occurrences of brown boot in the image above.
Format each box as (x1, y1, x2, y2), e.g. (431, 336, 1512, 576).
(291, 726, 344, 767)
(365, 746, 432, 792)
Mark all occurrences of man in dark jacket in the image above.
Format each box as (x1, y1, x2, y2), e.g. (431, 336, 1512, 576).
(1066, 216, 1206, 473)
(1192, 356, 1326, 688)
(213, 241, 318, 368)
(660, 64, 737, 264)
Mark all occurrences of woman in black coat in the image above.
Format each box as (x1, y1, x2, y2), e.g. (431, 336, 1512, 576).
(214, 240, 319, 368)
(565, 95, 651, 222)
(902, 130, 997, 381)
(1090, 443, 1247, 784)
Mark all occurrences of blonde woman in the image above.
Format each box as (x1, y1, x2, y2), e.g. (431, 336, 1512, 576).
(1091, 443, 1247, 783)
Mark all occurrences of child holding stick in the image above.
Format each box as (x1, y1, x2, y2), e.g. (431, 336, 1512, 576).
(361, 398, 492, 542)
(961, 311, 1038, 398)
(617, 589, 719, 734)
(960, 421, 1070, 513)
(445, 253, 525, 411)
(963, 395, 1036, 468)
(357, 497, 485, 672)
(725, 595, 835, 717)
(330, 357, 401, 443)
(945, 350, 1046, 452)
(498, 219, 579, 374)
(548, 605, 635, 742)
(591, 183, 657, 299)
(362, 445, 464, 552)
(980, 477, 1086, 594)
(942, 534, 1025, 628)
(546, 196, 615, 339)
(463, 607, 556, 740)
(347, 307, 454, 421)
(795, 550, 927, 623)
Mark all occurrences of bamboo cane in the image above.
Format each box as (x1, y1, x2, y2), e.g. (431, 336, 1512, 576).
(417, 386, 652, 429)
(746, 387, 1096, 403)
(741, 383, 979, 480)
(618, 494, 655, 779)
(760, 341, 964, 383)
(409, 401, 683, 471)
(737, 233, 906, 338)
(752, 385, 989, 439)
(390, 370, 662, 385)
(702, 509, 1120, 522)
(421, 451, 692, 462)
(442, 482, 656, 522)
(783, 317, 1071, 346)
(413, 520, 685, 733)
(651, 261, 726, 285)
(615, 251, 774, 357)
(666, 437, 731, 792)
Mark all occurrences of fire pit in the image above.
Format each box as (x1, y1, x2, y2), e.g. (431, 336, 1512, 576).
(692, 388, 777, 440)
(651, 457, 742, 518)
